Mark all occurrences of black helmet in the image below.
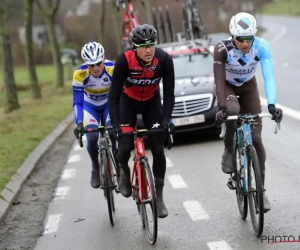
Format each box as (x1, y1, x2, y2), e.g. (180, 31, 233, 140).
(130, 24, 158, 45)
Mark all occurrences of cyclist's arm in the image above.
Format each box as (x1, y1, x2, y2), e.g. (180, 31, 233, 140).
(162, 53, 175, 122)
(257, 38, 276, 105)
(213, 41, 228, 108)
(108, 53, 128, 127)
(72, 69, 88, 124)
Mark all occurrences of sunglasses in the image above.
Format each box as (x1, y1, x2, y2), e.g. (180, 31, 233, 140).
(88, 61, 102, 67)
(134, 42, 157, 48)
(235, 36, 254, 43)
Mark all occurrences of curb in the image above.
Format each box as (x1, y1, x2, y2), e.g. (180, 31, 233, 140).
(0, 112, 74, 224)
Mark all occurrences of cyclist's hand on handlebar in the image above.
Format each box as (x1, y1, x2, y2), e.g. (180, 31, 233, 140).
(162, 121, 175, 135)
(74, 123, 84, 139)
(110, 126, 122, 141)
(268, 104, 283, 122)
(216, 106, 229, 123)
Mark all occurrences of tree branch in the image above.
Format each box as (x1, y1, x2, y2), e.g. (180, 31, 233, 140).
(35, 0, 46, 15)
(51, 0, 61, 16)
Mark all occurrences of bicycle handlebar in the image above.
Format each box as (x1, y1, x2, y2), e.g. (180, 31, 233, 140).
(77, 126, 114, 148)
(122, 127, 174, 150)
(219, 113, 281, 139)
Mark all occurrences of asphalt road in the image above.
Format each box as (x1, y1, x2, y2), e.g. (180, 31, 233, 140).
(1, 15, 300, 250)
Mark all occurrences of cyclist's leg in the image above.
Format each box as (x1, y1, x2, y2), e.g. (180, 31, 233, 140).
(143, 92, 168, 218)
(214, 82, 240, 173)
(83, 105, 101, 188)
(237, 77, 270, 211)
(117, 93, 136, 198)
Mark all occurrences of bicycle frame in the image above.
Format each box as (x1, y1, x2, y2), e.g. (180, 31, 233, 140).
(131, 131, 149, 203)
(235, 117, 254, 196)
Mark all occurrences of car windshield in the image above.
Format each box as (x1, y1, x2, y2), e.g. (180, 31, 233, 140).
(172, 53, 213, 78)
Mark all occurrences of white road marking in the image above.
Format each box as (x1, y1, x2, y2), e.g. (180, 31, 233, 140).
(44, 214, 62, 234)
(166, 157, 173, 167)
(67, 154, 81, 163)
(82, 136, 87, 142)
(53, 186, 70, 202)
(61, 169, 76, 180)
(168, 174, 188, 189)
(183, 200, 209, 221)
(268, 25, 287, 44)
(207, 241, 232, 250)
(260, 97, 300, 121)
(73, 144, 83, 151)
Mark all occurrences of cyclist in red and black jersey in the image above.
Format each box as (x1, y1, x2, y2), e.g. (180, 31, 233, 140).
(108, 24, 175, 218)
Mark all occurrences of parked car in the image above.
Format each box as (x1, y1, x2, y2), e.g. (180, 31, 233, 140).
(208, 32, 231, 54)
(137, 39, 219, 133)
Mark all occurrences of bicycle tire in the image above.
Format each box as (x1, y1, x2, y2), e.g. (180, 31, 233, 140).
(151, 7, 159, 43)
(159, 6, 166, 43)
(140, 158, 157, 244)
(165, 5, 174, 42)
(102, 149, 115, 226)
(247, 145, 264, 237)
(181, 3, 190, 40)
(107, 150, 116, 212)
(235, 142, 248, 220)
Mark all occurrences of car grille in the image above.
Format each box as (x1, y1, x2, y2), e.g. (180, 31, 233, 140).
(172, 93, 213, 117)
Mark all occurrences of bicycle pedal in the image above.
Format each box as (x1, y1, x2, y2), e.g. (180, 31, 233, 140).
(227, 180, 236, 190)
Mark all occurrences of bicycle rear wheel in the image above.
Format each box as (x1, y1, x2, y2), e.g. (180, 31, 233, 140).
(140, 159, 157, 244)
(247, 145, 264, 237)
(235, 145, 248, 220)
(165, 5, 174, 42)
(102, 150, 115, 226)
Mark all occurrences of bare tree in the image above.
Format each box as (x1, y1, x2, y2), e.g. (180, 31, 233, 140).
(25, 0, 42, 99)
(0, 0, 20, 113)
(99, 0, 106, 44)
(111, 1, 122, 54)
(36, 0, 64, 87)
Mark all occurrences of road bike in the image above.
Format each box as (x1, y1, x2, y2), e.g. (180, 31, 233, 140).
(77, 115, 119, 226)
(220, 113, 280, 237)
(115, 0, 144, 50)
(121, 126, 173, 244)
(176, 0, 207, 40)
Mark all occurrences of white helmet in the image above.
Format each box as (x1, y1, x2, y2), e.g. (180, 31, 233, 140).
(81, 41, 105, 65)
(229, 12, 257, 37)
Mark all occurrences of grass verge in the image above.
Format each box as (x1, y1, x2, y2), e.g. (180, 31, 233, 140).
(258, 0, 300, 16)
(0, 65, 75, 192)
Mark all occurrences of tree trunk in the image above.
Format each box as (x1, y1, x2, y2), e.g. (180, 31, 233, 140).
(99, 0, 106, 44)
(0, 1, 20, 113)
(111, 1, 122, 54)
(25, 0, 42, 99)
(45, 14, 64, 88)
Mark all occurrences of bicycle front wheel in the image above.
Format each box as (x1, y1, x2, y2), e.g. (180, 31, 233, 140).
(102, 150, 115, 226)
(247, 145, 264, 237)
(140, 159, 157, 245)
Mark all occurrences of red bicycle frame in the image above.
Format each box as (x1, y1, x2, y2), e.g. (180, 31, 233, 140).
(121, 0, 140, 41)
(131, 136, 149, 203)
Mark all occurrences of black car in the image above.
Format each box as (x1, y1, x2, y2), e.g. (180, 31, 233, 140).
(137, 39, 219, 133)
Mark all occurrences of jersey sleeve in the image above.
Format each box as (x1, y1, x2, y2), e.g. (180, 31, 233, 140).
(108, 53, 128, 127)
(104, 60, 115, 81)
(213, 41, 228, 108)
(257, 38, 276, 105)
(72, 66, 89, 124)
(162, 53, 175, 122)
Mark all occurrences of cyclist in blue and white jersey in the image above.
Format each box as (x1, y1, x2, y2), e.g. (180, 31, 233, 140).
(72, 41, 114, 188)
(213, 12, 283, 212)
